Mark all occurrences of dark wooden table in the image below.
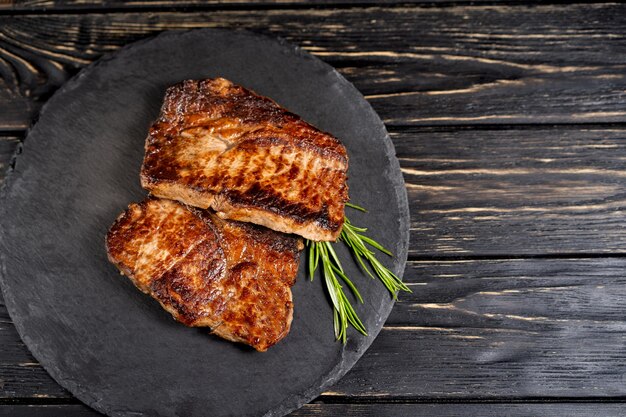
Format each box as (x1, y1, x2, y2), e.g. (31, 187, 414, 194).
(1, 1, 626, 416)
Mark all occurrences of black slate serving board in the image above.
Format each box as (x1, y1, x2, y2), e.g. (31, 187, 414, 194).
(0, 29, 409, 417)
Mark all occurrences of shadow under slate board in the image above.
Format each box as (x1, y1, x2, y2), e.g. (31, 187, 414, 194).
(0, 29, 409, 417)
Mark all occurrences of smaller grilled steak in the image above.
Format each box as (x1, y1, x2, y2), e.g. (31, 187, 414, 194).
(140, 78, 349, 241)
(106, 198, 303, 351)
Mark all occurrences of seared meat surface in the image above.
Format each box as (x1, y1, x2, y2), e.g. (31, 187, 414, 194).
(106, 198, 303, 351)
(141, 78, 348, 241)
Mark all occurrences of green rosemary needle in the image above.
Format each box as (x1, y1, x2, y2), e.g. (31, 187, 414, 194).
(307, 239, 367, 342)
(307, 203, 411, 342)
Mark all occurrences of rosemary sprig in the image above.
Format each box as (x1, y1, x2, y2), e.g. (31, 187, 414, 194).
(307, 240, 367, 342)
(339, 211, 411, 298)
(308, 203, 411, 341)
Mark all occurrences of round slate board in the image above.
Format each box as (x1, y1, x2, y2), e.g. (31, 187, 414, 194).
(0, 29, 409, 417)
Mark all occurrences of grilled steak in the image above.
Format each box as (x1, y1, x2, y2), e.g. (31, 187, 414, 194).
(106, 198, 303, 351)
(140, 78, 349, 241)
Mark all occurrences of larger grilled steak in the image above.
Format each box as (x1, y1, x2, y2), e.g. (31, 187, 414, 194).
(106, 198, 303, 351)
(140, 78, 349, 241)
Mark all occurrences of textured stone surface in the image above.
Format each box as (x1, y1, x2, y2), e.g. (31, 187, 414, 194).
(0, 29, 408, 417)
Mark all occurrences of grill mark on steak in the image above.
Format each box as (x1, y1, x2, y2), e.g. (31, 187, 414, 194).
(140, 78, 349, 241)
(106, 198, 303, 351)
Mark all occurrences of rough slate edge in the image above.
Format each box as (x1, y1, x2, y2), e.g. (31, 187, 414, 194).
(0, 28, 409, 417)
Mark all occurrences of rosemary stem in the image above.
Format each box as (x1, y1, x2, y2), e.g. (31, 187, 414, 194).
(307, 203, 410, 342)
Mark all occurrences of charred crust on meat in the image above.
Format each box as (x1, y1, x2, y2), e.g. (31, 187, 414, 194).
(106, 198, 301, 351)
(140, 77, 349, 241)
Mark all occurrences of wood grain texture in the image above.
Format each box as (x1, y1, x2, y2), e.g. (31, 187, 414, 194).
(398, 127, 626, 256)
(1, 0, 520, 11)
(334, 258, 626, 398)
(0, 4, 625, 129)
(4, 258, 626, 400)
(1, 0, 419, 12)
(4, 403, 626, 417)
(252, 403, 626, 417)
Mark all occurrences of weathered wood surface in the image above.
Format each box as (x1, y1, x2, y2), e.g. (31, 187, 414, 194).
(1, 4, 626, 130)
(1, 0, 530, 11)
(397, 127, 626, 257)
(3, 126, 625, 257)
(4, 403, 626, 417)
(4, 258, 626, 401)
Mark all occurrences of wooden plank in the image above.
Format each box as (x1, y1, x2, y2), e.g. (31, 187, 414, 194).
(1, 0, 519, 12)
(391, 257, 626, 325)
(395, 127, 626, 256)
(334, 258, 626, 398)
(2, 127, 625, 257)
(3, 258, 626, 400)
(3, 403, 626, 417)
(0, 406, 98, 417)
(1, 4, 625, 130)
(298, 403, 626, 417)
